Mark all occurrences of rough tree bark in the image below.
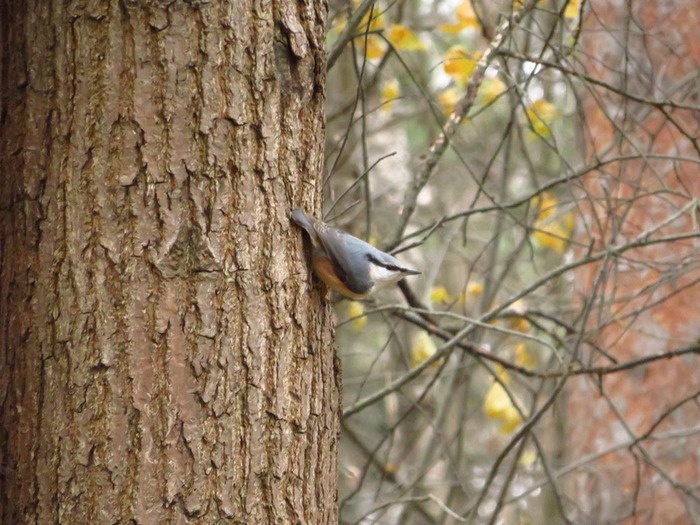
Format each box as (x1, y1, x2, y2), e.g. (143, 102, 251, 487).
(0, 1, 338, 523)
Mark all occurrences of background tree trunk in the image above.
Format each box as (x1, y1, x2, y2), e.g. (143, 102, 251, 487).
(568, 1, 700, 522)
(0, 1, 338, 523)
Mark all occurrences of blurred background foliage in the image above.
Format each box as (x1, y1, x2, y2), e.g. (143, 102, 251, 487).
(320, 0, 700, 523)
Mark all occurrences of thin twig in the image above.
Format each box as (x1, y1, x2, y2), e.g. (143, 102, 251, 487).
(385, 0, 540, 250)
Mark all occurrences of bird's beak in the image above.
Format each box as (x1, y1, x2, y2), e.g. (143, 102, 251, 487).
(401, 268, 421, 276)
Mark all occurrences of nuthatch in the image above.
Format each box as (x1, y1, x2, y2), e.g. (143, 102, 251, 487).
(292, 208, 420, 299)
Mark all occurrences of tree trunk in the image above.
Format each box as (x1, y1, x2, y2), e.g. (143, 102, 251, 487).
(569, 1, 700, 522)
(0, 1, 338, 523)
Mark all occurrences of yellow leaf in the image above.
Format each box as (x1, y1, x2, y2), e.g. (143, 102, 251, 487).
(411, 331, 440, 368)
(483, 383, 511, 419)
(505, 299, 527, 316)
(359, 8, 384, 32)
(455, 0, 479, 28)
(357, 34, 386, 59)
(478, 77, 506, 105)
(466, 282, 483, 297)
(504, 299, 530, 332)
(531, 222, 569, 254)
(564, 0, 581, 19)
(509, 316, 531, 333)
(519, 449, 537, 466)
(563, 211, 575, 234)
(438, 0, 479, 35)
(353, 7, 386, 59)
(347, 301, 367, 331)
(458, 281, 483, 305)
(499, 408, 523, 434)
(493, 363, 507, 379)
(381, 80, 400, 112)
(514, 342, 535, 369)
(387, 24, 425, 51)
(330, 17, 347, 35)
(526, 99, 558, 137)
(483, 374, 523, 434)
(438, 23, 467, 35)
(529, 193, 575, 251)
(430, 285, 452, 305)
(514, 0, 545, 7)
(532, 99, 558, 120)
(443, 46, 479, 87)
(532, 191, 558, 222)
(437, 87, 462, 116)
(383, 462, 396, 474)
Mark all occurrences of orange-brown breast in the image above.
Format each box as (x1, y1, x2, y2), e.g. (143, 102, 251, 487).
(311, 254, 366, 299)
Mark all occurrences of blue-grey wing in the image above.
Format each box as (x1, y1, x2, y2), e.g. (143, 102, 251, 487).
(315, 224, 374, 295)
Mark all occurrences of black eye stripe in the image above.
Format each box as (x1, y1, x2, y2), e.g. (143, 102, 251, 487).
(367, 254, 404, 272)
